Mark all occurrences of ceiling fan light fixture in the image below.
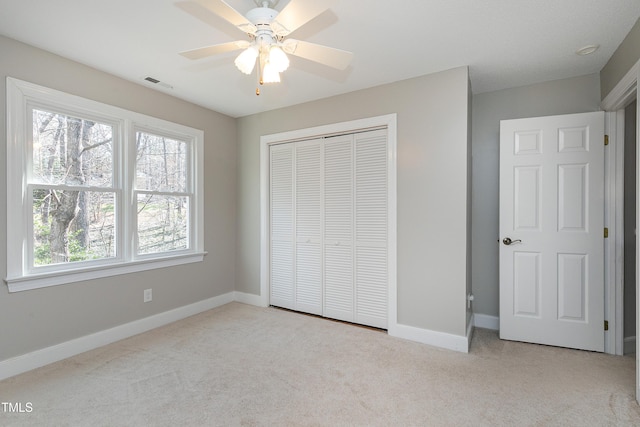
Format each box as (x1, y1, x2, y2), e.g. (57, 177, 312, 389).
(234, 45, 258, 74)
(269, 46, 290, 72)
(179, 0, 353, 94)
(262, 61, 281, 83)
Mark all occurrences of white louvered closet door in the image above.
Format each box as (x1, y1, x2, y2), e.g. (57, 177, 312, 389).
(269, 129, 388, 329)
(295, 139, 323, 315)
(270, 144, 295, 310)
(354, 129, 388, 329)
(323, 135, 354, 322)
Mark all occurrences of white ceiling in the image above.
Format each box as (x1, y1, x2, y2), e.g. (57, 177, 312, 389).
(1, 0, 639, 118)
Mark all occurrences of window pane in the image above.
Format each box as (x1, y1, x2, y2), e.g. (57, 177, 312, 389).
(137, 194, 189, 255)
(32, 109, 113, 187)
(33, 189, 116, 266)
(136, 132, 187, 192)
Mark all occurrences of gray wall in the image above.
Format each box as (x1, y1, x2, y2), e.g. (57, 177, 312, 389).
(624, 101, 637, 339)
(237, 67, 471, 336)
(471, 74, 601, 317)
(0, 36, 237, 361)
(601, 18, 640, 100)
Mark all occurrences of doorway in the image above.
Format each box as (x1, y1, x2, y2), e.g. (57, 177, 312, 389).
(624, 99, 637, 356)
(600, 59, 639, 403)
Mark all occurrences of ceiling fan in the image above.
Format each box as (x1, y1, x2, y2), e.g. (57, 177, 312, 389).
(179, 0, 353, 95)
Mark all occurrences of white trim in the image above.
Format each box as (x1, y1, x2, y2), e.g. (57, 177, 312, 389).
(473, 313, 500, 331)
(387, 118, 398, 336)
(604, 110, 626, 355)
(601, 56, 640, 403)
(260, 114, 398, 331)
(6, 253, 206, 292)
(0, 292, 235, 381)
(234, 291, 268, 307)
(390, 323, 470, 353)
(5, 77, 205, 292)
(466, 313, 475, 352)
(636, 72, 640, 404)
(259, 137, 270, 308)
(614, 109, 626, 356)
(602, 59, 640, 111)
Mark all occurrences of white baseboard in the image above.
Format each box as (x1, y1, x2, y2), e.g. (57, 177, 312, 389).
(473, 313, 499, 331)
(390, 323, 470, 353)
(0, 292, 235, 381)
(0, 291, 497, 380)
(466, 313, 475, 352)
(234, 291, 268, 307)
(624, 336, 636, 355)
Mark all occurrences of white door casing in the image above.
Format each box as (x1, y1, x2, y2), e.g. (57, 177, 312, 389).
(600, 58, 639, 403)
(499, 111, 605, 352)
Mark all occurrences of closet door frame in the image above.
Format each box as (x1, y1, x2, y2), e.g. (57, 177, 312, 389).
(259, 114, 398, 332)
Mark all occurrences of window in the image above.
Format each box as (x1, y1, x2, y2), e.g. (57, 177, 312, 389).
(6, 78, 204, 292)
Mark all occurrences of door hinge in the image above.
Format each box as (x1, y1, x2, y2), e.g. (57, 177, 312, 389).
(604, 135, 609, 146)
(604, 227, 609, 238)
(604, 320, 609, 331)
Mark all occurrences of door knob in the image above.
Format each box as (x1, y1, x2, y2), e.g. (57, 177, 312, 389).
(502, 237, 522, 245)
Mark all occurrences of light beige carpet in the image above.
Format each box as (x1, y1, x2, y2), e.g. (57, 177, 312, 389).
(1, 302, 639, 426)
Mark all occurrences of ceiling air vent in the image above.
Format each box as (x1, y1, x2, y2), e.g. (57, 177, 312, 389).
(143, 76, 173, 89)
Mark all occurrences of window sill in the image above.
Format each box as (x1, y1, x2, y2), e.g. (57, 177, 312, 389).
(5, 252, 207, 293)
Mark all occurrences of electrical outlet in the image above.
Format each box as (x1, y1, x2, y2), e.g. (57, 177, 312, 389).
(144, 288, 152, 303)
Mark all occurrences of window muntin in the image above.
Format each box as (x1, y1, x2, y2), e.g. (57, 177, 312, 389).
(6, 77, 204, 292)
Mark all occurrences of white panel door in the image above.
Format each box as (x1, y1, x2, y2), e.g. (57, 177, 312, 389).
(324, 135, 354, 322)
(499, 111, 604, 352)
(270, 144, 295, 310)
(295, 139, 323, 315)
(354, 129, 388, 329)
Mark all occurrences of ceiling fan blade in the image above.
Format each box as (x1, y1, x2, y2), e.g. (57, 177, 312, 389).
(180, 40, 249, 60)
(271, 0, 336, 36)
(194, 0, 256, 34)
(282, 39, 352, 70)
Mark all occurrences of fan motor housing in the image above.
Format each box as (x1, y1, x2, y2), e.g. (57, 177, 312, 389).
(253, 0, 279, 8)
(246, 7, 278, 25)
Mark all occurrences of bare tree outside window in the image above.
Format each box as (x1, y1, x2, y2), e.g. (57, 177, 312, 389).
(6, 79, 204, 291)
(31, 109, 115, 266)
(135, 132, 189, 254)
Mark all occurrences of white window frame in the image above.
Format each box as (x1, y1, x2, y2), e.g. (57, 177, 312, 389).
(5, 77, 205, 292)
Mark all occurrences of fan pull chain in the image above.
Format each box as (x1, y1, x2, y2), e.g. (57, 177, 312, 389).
(256, 68, 261, 95)
(256, 58, 265, 95)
